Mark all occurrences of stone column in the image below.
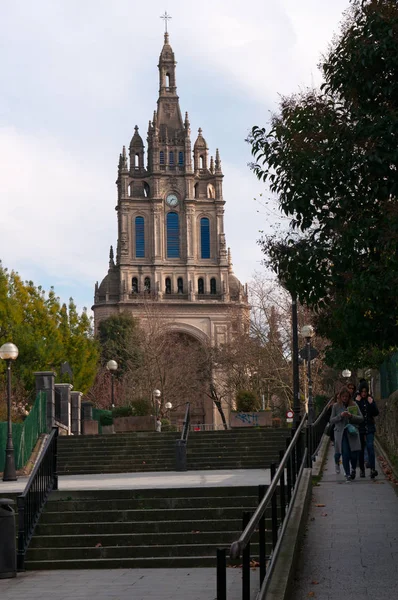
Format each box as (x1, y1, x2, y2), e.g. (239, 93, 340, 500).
(71, 391, 82, 436)
(55, 383, 73, 434)
(34, 371, 56, 433)
(81, 401, 98, 435)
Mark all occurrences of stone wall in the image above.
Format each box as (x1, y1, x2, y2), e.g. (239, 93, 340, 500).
(377, 391, 398, 459)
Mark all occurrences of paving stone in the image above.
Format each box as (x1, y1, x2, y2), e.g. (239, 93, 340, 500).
(291, 445, 398, 600)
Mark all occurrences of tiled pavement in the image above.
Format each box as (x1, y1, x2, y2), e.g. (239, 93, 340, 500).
(291, 444, 398, 600)
(0, 567, 255, 600)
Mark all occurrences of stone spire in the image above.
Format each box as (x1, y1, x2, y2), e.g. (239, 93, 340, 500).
(215, 148, 223, 174)
(109, 245, 115, 269)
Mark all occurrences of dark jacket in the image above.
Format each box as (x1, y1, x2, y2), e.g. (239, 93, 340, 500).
(355, 396, 379, 434)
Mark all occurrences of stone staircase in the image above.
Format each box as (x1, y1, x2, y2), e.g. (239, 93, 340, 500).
(25, 486, 273, 570)
(57, 429, 289, 475)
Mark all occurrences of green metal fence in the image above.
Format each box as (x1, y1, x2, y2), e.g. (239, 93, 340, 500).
(0, 391, 47, 472)
(380, 351, 398, 399)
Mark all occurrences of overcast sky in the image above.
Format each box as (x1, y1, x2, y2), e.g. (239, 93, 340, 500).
(0, 0, 350, 311)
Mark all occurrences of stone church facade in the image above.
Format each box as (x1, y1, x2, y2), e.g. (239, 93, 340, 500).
(93, 33, 249, 424)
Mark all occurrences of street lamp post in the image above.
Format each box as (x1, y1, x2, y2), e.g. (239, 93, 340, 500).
(153, 389, 161, 429)
(0, 342, 19, 482)
(291, 294, 300, 429)
(301, 325, 315, 426)
(106, 360, 118, 409)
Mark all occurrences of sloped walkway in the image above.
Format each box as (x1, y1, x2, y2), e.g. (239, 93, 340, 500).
(291, 444, 398, 599)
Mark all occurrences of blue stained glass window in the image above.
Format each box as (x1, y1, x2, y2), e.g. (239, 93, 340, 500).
(135, 216, 145, 258)
(178, 151, 184, 165)
(160, 151, 165, 164)
(167, 212, 180, 258)
(169, 151, 174, 165)
(200, 218, 210, 259)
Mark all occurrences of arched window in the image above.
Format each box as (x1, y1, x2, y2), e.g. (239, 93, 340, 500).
(169, 151, 174, 165)
(177, 277, 183, 294)
(143, 182, 150, 198)
(135, 216, 145, 258)
(200, 217, 210, 259)
(132, 277, 138, 293)
(135, 153, 139, 168)
(160, 151, 165, 165)
(178, 151, 184, 165)
(200, 155, 204, 169)
(128, 184, 132, 197)
(166, 72, 170, 88)
(144, 277, 151, 293)
(198, 278, 204, 295)
(207, 184, 215, 199)
(210, 278, 216, 294)
(165, 277, 171, 294)
(166, 212, 180, 258)
(194, 183, 199, 199)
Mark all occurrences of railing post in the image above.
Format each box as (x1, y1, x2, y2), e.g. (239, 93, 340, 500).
(285, 438, 292, 504)
(52, 427, 58, 490)
(16, 496, 25, 572)
(242, 512, 251, 600)
(258, 484, 267, 586)
(216, 548, 227, 600)
(270, 464, 278, 549)
(279, 450, 286, 522)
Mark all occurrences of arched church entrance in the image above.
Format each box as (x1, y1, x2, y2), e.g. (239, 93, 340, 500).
(161, 330, 212, 428)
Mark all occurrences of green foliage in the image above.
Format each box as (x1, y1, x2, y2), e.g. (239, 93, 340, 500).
(0, 264, 99, 394)
(131, 398, 151, 416)
(99, 412, 113, 426)
(112, 405, 134, 418)
(250, 0, 398, 368)
(236, 390, 260, 412)
(98, 313, 141, 375)
(161, 418, 176, 432)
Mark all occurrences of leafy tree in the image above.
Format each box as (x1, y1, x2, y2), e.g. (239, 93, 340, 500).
(249, 0, 398, 368)
(97, 312, 141, 375)
(0, 264, 98, 399)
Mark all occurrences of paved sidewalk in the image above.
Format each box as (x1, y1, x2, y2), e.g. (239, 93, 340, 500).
(0, 567, 256, 600)
(0, 468, 270, 494)
(291, 444, 398, 599)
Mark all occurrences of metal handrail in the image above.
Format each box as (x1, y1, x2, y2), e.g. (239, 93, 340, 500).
(17, 427, 58, 571)
(230, 413, 307, 559)
(180, 402, 191, 442)
(313, 396, 334, 427)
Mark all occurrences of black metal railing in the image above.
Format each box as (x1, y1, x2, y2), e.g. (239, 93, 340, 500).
(17, 427, 58, 571)
(175, 402, 190, 471)
(310, 398, 333, 463)
(216, 414, 308, 600)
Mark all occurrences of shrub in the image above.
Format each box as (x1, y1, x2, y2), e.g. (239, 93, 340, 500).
(236, 390, 260, 413)
(99, 412, 113, 426)
(112, 405, 133, 418)
(131, 398, 152, 416)
(161, 418, 176, 432)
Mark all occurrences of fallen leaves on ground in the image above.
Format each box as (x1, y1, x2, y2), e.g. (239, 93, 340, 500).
(378, 455, 398, 485)
(311, 580, 319, 585)
(315, 504, 325, 507)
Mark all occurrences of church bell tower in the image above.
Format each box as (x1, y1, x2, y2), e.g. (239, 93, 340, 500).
(93, 31, 249, 358)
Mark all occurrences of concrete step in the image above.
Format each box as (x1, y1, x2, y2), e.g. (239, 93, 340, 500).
(39, 506, 259, 524)
(42, 495, 259, 511)
(26, 541, 261, 561)
(24, 555, 244, 569)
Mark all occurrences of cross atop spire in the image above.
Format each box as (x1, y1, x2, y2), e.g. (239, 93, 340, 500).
(160, 11, 172, 33)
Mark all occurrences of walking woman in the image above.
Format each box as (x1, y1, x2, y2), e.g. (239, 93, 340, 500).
(330, 387, 364, 482)
(355, 381, 379, 478)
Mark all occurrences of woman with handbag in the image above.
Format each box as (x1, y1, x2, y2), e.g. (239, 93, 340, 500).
(330, 387, 364, 482)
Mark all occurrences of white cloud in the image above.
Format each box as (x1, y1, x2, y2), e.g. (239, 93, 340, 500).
(0, 0, 352, 308)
